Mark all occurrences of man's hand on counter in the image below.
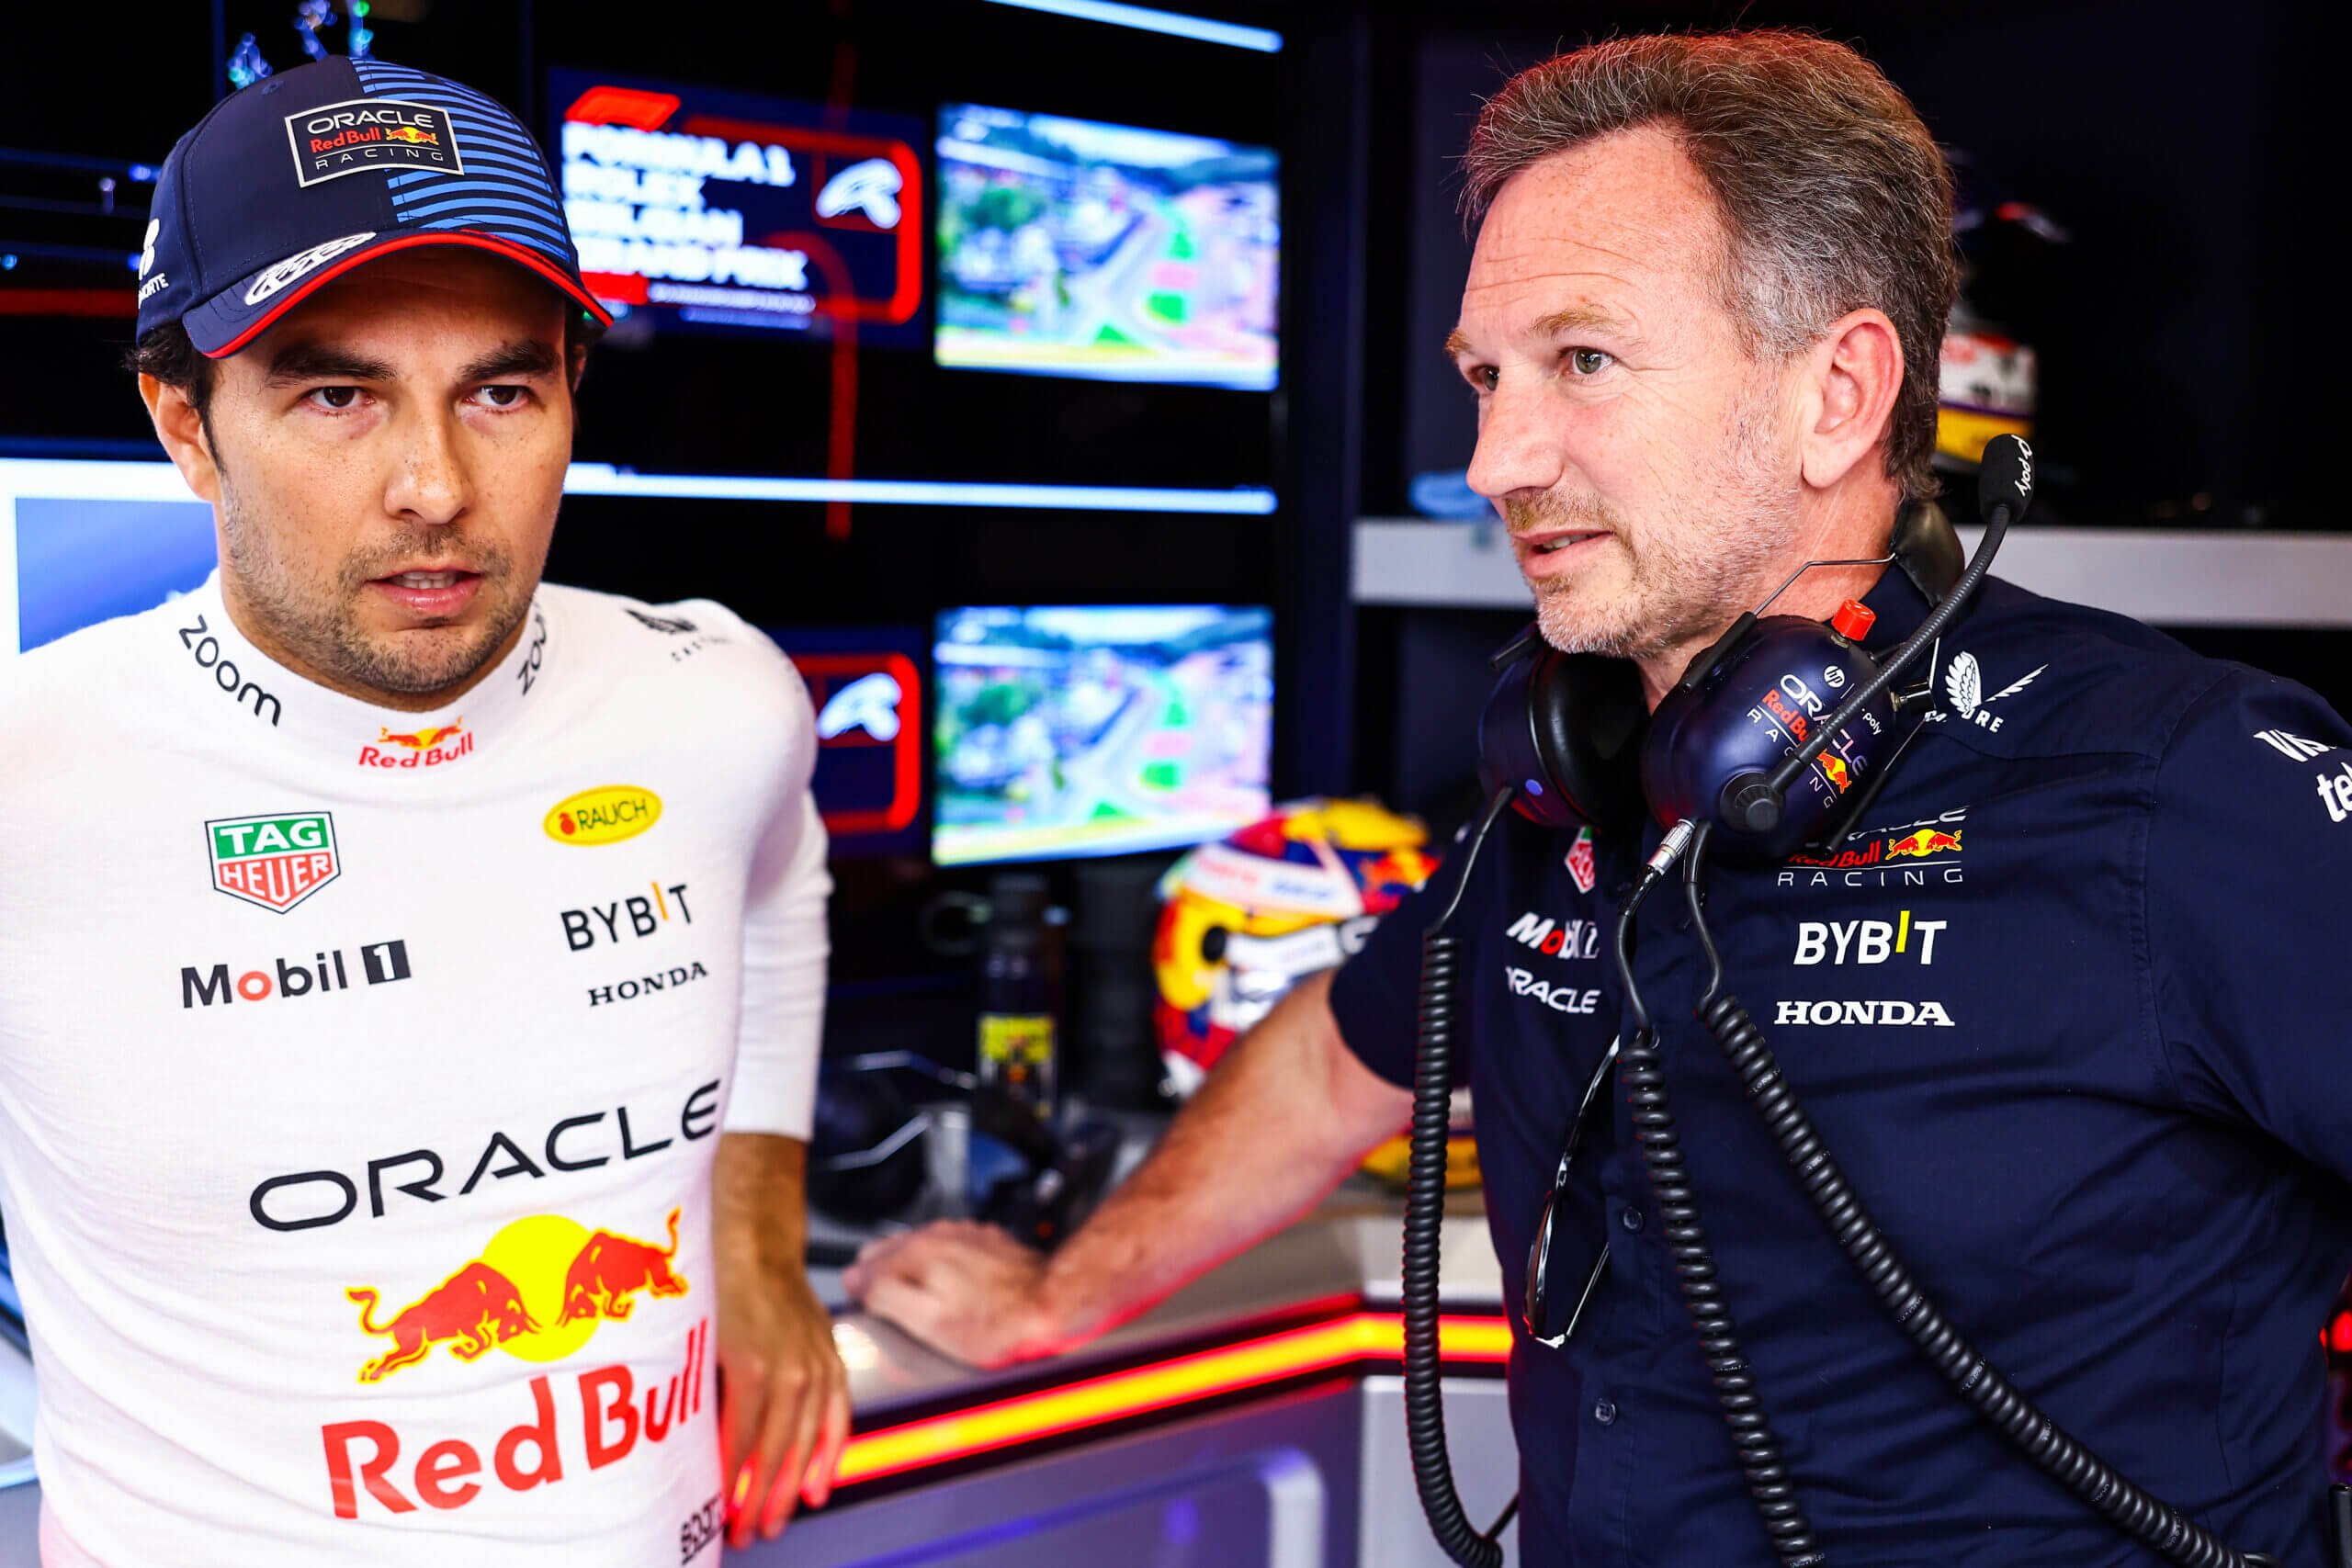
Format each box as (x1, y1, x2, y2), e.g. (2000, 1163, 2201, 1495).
(843, 1220, 1067, 1369)
(847, 973, 1413, 1371)
(714, 1133, 853, 1549)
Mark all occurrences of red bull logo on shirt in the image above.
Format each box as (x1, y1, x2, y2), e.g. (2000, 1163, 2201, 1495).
(345, 1207, 687, 1382)
(359, 717, 474, 770)
(1778, 811, 1968, 890)
(1885, 829, 1962, 859)
(325, 1209, 705, 1522)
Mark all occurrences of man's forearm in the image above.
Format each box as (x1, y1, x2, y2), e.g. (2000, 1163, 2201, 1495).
(714, 1132, 808, 1272)
(1035, 971, 1408, 1347)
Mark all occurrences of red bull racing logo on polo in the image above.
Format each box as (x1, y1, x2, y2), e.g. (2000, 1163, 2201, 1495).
(325, 1207, 707, 1518)
(208, 811, 340, 912)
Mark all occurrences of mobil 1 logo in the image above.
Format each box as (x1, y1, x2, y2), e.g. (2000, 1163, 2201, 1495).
(182, 939, 412, 1009)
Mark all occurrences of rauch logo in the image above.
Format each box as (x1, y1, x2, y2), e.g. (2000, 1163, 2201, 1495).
(545, 786, 662, 847)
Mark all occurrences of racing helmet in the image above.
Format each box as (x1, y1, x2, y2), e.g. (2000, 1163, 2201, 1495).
(1153, 798, 1436, 1098)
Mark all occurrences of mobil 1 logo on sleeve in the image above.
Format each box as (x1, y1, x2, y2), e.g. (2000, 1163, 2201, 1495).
(209, 811, 341, 913)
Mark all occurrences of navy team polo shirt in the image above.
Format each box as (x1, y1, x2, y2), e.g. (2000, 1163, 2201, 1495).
(1331, 563, 2352, 1566)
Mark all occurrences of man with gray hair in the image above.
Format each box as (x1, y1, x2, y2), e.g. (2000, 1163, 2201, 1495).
(853, 29, 2352, 1564)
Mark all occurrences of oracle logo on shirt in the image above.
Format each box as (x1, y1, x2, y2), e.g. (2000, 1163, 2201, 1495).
(246, 1079, 722, 1234)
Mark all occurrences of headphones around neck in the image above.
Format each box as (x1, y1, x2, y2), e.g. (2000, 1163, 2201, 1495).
(1475, 500, 1969, 862)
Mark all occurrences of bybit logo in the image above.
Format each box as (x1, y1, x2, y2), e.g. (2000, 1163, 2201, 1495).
(1792, 911, 1946, 966)
(561, 881, 692, 952)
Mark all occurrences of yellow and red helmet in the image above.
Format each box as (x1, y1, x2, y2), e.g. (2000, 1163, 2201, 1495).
(1153, 798, 1436, 1096)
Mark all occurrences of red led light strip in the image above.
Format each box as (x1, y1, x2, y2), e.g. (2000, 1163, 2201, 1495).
(836, 1311, 1510, 1486)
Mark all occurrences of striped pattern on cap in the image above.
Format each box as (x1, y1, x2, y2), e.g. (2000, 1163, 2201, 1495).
(353, 59, 579, 267)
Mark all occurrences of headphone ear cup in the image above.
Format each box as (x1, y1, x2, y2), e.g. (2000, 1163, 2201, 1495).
(1531, 649, 1648, 835)
(1477, 632, 1648, 834)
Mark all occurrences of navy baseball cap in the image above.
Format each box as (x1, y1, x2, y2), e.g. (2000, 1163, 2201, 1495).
(135, 55, 610, 357)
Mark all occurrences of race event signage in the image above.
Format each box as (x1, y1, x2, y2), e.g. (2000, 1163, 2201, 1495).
(551, 69, 924, 344)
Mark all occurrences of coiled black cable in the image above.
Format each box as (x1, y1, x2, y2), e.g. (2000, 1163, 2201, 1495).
(1680, 826, 2276, 1568)
(1616, 827, 1826, 1566)
(1405, 784, 1519, 1568)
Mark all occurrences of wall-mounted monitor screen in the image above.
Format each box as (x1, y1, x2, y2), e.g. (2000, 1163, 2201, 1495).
(552, 68, 926, 344)
(934, 104, 1278, 389)
(765, 625, 928, 858)
(933, 604, 1272, 865)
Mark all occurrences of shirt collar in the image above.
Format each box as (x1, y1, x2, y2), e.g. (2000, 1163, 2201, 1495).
(173, 570, 552, 771)
(1856, 555, 1936, 651)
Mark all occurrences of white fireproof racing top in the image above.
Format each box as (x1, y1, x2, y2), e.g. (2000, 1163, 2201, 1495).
(0, 572, 829, 1565)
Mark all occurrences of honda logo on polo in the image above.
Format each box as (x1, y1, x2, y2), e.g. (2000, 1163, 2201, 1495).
(1773, 998, 1955, 1027)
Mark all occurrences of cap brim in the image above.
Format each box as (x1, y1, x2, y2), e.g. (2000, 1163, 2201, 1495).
(184, 229, 615, 358)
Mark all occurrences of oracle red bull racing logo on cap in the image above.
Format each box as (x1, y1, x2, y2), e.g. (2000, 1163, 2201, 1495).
(287, 98, 462, 186)
(345, 1206, 687, 1382)
(208, 811, 340, 912)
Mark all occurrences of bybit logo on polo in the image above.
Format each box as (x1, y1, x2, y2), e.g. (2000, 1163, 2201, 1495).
(1792, 911, 1947, 966)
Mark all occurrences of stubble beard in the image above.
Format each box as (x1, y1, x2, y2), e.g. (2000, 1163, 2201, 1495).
(217, 472, 531, 700)
(1517, 381, 1800, 666)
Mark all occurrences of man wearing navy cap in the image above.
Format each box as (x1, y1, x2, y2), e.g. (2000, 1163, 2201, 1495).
(0, 56, 843, 1563)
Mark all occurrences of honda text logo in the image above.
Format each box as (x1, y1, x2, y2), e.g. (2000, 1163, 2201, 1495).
(1773, 998, 1955, 1028)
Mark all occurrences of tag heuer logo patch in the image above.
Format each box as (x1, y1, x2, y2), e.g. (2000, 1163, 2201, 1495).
(1566, 826, 1597, 895)
(209, 811, 341, 912)
(286, 98, 462, 187)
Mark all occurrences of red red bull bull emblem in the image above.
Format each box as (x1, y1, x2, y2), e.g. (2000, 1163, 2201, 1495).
(326, 1209, 704, 1520)
(358, 716, 474, 770)
(1885, 828, 1962, 860)
(323, 1318, 710, 1520)
(345, 1207, 686, 1382)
